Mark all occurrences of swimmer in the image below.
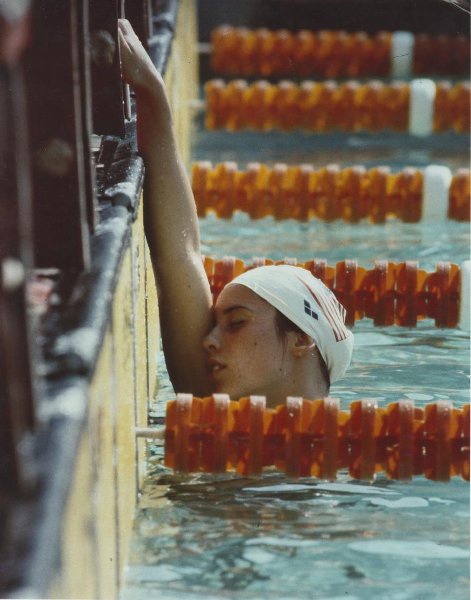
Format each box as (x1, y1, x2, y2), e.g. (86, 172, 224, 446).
(118, 19, 353, 407)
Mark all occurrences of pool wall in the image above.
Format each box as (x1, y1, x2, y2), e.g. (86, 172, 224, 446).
(0, 1, 197, 598)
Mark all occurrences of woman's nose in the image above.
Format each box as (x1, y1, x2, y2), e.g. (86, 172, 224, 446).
(202, 326, 220, 352)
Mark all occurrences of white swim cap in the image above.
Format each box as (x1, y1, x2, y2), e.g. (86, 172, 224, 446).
(228, 264, 354, 383)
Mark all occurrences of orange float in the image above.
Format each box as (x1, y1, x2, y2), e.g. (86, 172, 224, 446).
(201, 256, 465, 329)
(191, 162, 470, 222)
(210, 27, 469, 77)
(164, 395, 470, 481)
(204, 79, 469, 133)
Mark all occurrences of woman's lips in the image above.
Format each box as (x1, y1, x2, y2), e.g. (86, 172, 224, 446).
(207, 359, 227, 379)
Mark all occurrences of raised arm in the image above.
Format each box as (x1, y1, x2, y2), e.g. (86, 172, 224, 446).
(118, 19, 212, 395)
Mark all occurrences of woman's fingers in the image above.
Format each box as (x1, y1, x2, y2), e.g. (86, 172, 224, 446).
(118, 28, 133, 84)
(117, 18, 164, 91)
(118, 19, 144, 53)
(118, 19, 139, 54)
(118, 18, 133, 37)
(118, 19, 147, 86)
(118, 27, 128, 53)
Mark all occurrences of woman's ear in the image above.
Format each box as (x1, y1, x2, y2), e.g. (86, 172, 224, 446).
(289, 332, 316, 357)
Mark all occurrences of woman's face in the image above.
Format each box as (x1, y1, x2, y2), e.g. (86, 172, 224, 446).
(203, 284, 291, 400)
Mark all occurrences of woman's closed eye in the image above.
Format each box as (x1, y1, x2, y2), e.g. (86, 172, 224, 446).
(227, 318, 246, 331)
(218, 306, 254, 332)
(225, 310, 253, 331)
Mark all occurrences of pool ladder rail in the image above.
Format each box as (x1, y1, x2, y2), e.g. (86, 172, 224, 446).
(208, 27, 470, 79)
(192, 162, 470, 222)
(202, 257, 471, 331)
(136, 395, 470, 482)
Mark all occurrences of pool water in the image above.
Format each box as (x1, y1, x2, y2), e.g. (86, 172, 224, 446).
(124, 474, 468, 600)
(122, 126, 469, 598)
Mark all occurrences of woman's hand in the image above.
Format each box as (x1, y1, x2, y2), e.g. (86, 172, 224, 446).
(118, 19, 164, 93)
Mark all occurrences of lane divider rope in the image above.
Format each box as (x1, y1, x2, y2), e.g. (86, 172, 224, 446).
(209, 26, 470, 79)
(192, 161, 470, 222)
(202, 256, 470, 330)
(138, 395, 470, 482)
(204, 79, 470, 135)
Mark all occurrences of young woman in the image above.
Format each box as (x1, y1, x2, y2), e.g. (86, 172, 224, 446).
(118, 19, 353, 408)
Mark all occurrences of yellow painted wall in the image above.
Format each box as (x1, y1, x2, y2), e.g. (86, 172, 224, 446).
(91, 332, 119, 599)
(133, 199, 153, 482)
(112, 247, 137, 584)
(49, 206, 156, 599)
(51, 431, 97, 599)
